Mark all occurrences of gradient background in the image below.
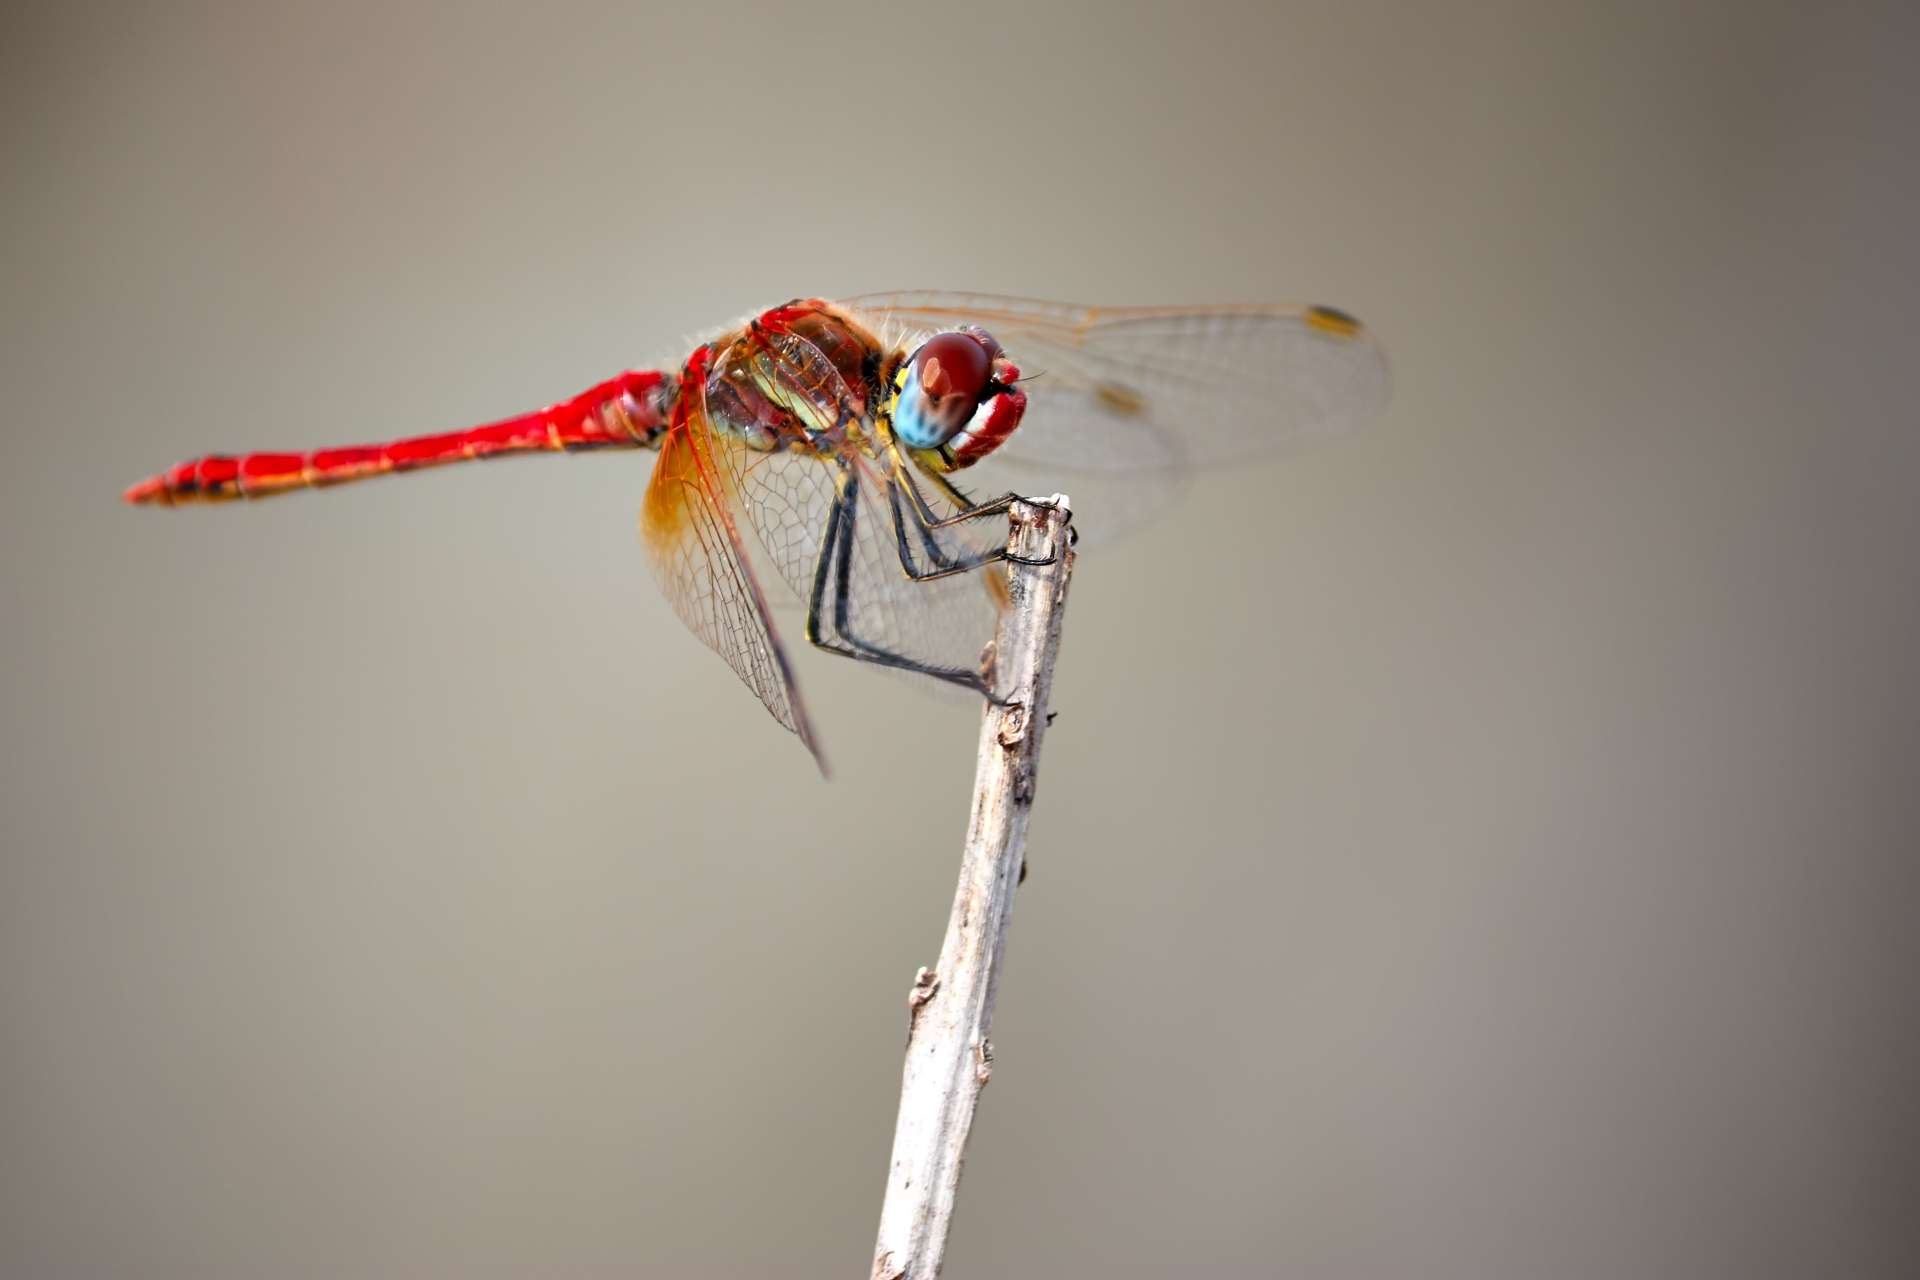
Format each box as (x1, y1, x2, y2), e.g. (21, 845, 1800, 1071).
(5, 2, 1916, 1276)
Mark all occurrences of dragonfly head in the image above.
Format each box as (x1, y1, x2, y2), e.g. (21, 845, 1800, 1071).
(889, 328, 1026, 473)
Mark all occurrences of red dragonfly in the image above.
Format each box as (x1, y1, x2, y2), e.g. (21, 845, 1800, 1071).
(125, 292, 1388, 770)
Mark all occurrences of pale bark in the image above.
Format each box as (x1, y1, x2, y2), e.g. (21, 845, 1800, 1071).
(871, 497, 1076, 1280)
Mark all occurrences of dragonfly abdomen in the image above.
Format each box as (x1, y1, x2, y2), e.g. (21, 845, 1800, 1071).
(123, 369, 677, 504)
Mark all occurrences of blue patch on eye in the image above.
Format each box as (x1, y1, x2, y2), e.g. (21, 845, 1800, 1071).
(892, 369, 947, 449)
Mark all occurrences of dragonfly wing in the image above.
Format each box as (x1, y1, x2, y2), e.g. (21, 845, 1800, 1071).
(820, 447, 1011, 691)
(840, 291, 1391, 470)
(640, 398, 824, 770)
(703, 327, 1010, 694)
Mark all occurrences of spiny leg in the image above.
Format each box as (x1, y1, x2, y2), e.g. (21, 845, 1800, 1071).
(921, 467, 1078, 554)
(888, 453, 1061, 572)
(889, 455, 1019, 530)
(896, 471, 963, 573)
(887, 478, 1017, 583)
(804, 465, 988, 692)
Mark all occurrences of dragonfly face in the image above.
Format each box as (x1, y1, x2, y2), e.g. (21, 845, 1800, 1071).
(889, 327, 1027, 474)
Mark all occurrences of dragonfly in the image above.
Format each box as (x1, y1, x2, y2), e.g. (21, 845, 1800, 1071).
(124, 292, 1389, 771)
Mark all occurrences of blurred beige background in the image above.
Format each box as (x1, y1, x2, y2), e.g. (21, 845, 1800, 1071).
(5, 1, 1916, 1276)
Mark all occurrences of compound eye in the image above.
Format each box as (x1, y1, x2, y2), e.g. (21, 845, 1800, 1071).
(913, 332, 991, 407)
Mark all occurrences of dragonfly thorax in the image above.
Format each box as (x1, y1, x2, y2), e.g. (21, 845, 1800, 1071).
(698, 301, 895, 455)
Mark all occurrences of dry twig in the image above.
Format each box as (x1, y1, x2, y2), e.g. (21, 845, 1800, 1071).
(871, 496, 1076, 1280)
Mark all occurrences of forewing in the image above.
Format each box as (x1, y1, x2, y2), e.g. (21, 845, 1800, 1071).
(840, 291, 1391, 469)
(640, 405, 824, 769)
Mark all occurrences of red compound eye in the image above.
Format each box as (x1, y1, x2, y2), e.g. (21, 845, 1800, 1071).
(914, 332, 991, 404)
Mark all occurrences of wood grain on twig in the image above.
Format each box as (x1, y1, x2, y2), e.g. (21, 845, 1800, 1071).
(871, 497, 1075, 1280)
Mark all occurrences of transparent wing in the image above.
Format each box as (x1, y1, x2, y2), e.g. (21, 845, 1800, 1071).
(703, 326, 1011, 694)
(639, 399, 824, 769)
(840, 291, 1391, 471)
(715, 436, 1011, 698)
(848, 449, 1013, 679)
(821, 447, 1012, 690)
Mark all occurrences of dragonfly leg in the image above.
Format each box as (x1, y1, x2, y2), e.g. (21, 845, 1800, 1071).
(889, 466, 1067, 578)
(805, 467, 989, 693)
(897, 474, 965, 574)
(890, 460, 1017, 530)
(886, 479, 1018, 582)
(887, 462, 1059, 576)
(926, 470, 1078, 551)
(898, 461, 1070, 551)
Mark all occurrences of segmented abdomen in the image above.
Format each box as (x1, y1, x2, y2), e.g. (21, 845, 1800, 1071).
(123, 370, 677, 505)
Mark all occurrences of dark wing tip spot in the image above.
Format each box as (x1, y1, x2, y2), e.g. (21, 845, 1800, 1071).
(1306, 305, 1364, 338)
